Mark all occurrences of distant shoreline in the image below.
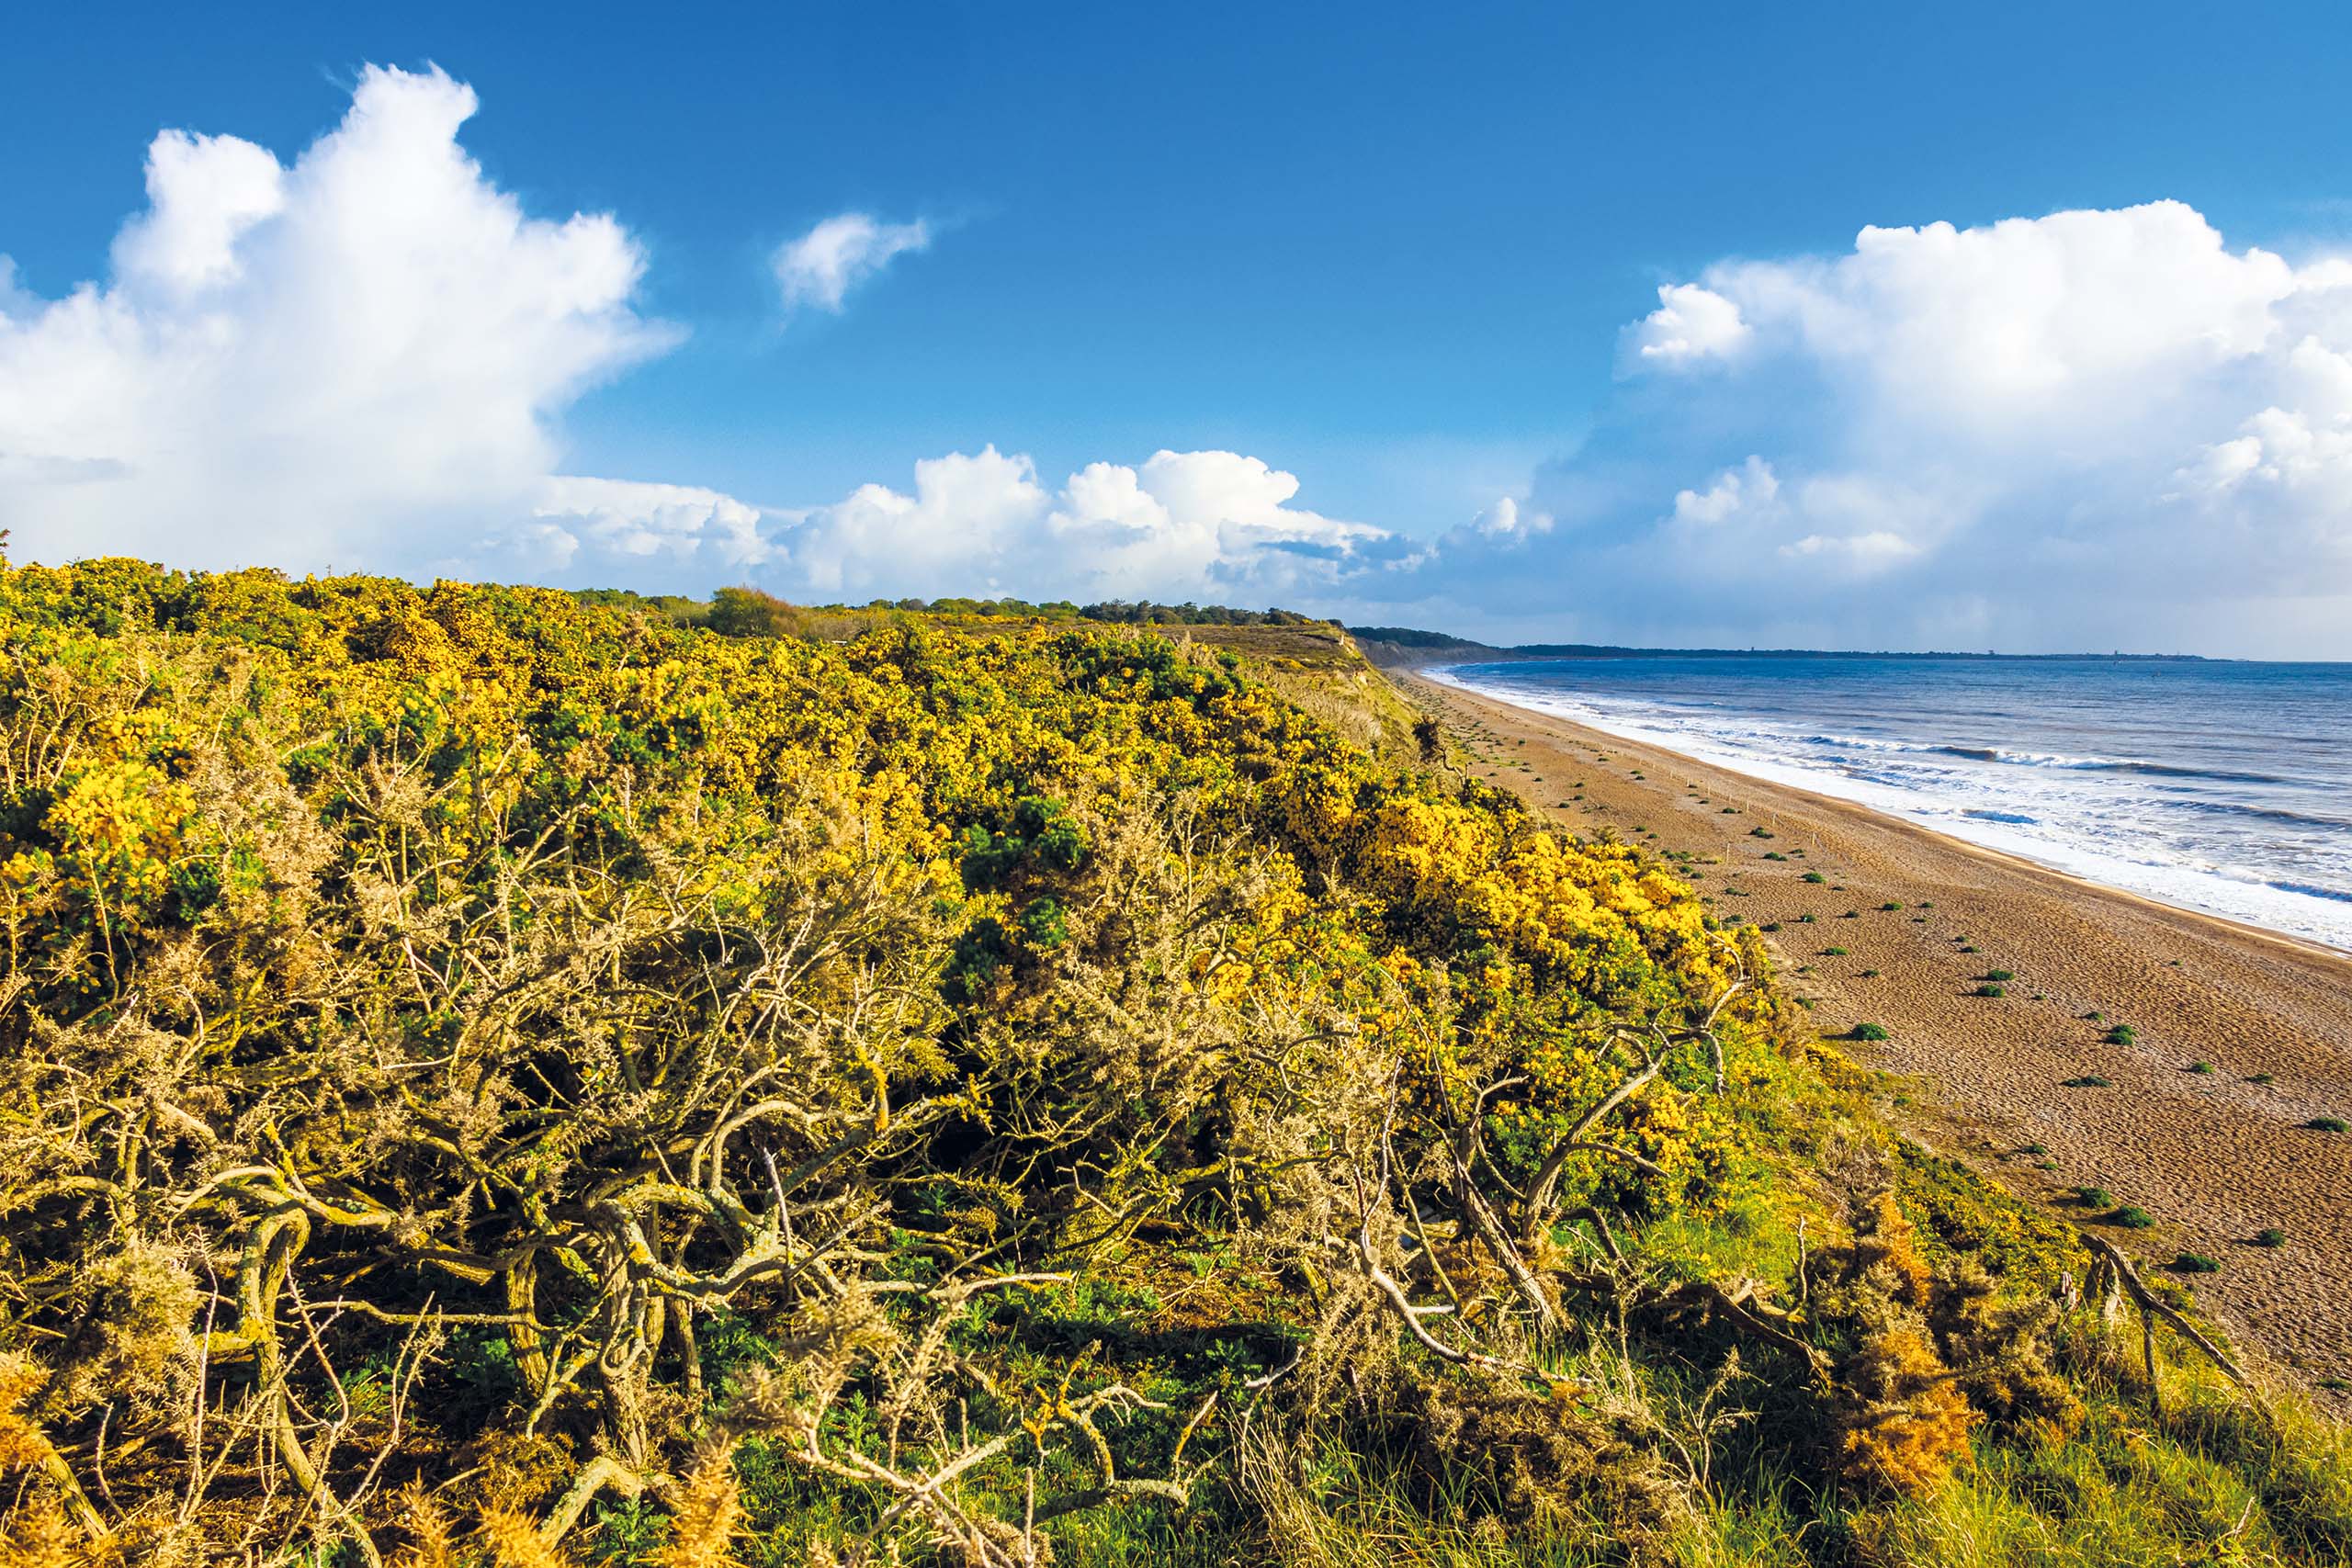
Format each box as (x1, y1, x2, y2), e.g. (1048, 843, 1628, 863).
(1402, 666, 2352, 1399)
(1350, 628, 2284, 664)
(1426, 660, 2352, 955)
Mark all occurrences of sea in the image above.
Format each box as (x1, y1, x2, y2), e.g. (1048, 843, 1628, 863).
(1433, 654, 2352, 953)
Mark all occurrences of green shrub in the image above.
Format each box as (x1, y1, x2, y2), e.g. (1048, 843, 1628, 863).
(2188, 1061, 2213, 1074)
(1850, 1022, 1891, 1042)
(1822, 946, 1849, 956)
(2172, 1252, 2221, 1274)
(1983, 968, 2016, 982)
(2254, 1227, 2288, 1247)
(2063, 1075, 2111, 1089)
(2075, 1186, 2112, 1208)
(2306, 1116, 2350, 1134)
(2104, 1024, 2137, 1045)
(2111, 1205, 2157, 1228)
(1881, 900, 1904, 911)
(1802, 871, 1826, 884)
(1975, 983, 2007, 998)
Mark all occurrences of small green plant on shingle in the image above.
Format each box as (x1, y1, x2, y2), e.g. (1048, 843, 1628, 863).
(1750, 826, 1774, 838)
(2035, 1160, 2058, 1170)
(1959, 943, 1980, 953)
(1841, 909, 1861, 919)
(1917, 900, 1934, 908)
(2104, 1024, 2137, 1046)
(2188, 1061, 2213, 1074)
(1850, 1022, 1891, 1042)
(2111, 1205, 2156, 1229)
(1760, 920, 1782, 931)
(1881, 900, 1904, 911)
(2018, 1143, 2048, 1156)
(1764, 851, 1787, 861)
(1975, 983, 2007, 998)
(2074, 1186, 2111, 1208)
(1797, 913, 1817, 923)
(2172, 1253, 2221, 1274)
(2063, 1075, 2111, 1089)
(2253, 1227, 2288, 1247)
(2249, 1073, 2275, 1085)
(2307, 1116, 2350, 1134)
(1860, 968, 1880, 977)
(1822, 946, 1849, 956)
(1984, 969, 2016, 982)
(1803, 872, 1827, 884)
(2084, 1010, 2105, 1021)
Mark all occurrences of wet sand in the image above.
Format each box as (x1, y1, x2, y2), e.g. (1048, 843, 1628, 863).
(1405, 669, 2352, 1395)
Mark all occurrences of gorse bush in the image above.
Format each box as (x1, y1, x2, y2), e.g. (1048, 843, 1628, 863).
(0, 559, 2336, 1567)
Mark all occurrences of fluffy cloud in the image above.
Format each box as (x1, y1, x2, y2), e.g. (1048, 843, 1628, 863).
(0, 65, 729, 579)
(1621, 281, 1750, 367)
(1487, 199, 2352, 653)
(775, 446, 1401, 603)
(774, 212, 932, 317)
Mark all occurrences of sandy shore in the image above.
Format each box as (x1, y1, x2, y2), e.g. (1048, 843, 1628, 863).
(1403, 668, 2352, 1395)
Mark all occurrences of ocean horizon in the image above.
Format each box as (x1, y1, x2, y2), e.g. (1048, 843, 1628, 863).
(1436, 652, 2352, 953)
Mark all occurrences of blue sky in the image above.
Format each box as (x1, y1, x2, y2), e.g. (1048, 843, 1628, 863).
(8, 2, 2352, 653)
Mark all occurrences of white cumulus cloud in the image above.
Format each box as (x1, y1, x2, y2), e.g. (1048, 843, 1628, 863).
(774, 212, 933, 317)
(1484, 199, 2352, 654)
(0, 64, 760, 581)
(1623, 282, 1751, 368)
(774, 446, 1400, 604)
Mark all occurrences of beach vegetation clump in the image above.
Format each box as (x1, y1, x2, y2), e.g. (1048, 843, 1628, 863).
(2188, 1060, 2214, 1074)
(1823, 946, 1850, 956)
(2104, 1023, 2138, 1045)
(2307, 1116, 2351, 1134)
(2063, 1075, 2113, 1089)
(2111, 1205, 2158, 1229)
(1851, 1021, 1892, 1041)
(2173, 1253, 2222, 1274)
(2074, 1186, 2113, 1208)
(1984, 969, 2016, 982)
(1975, 982, 2007, 998)
(1881, 900, 1904, 911)
(0, 559, 2340, 1565)
(2254, 1227, 2289, 1247)
(1803, 871, 1827, 884)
